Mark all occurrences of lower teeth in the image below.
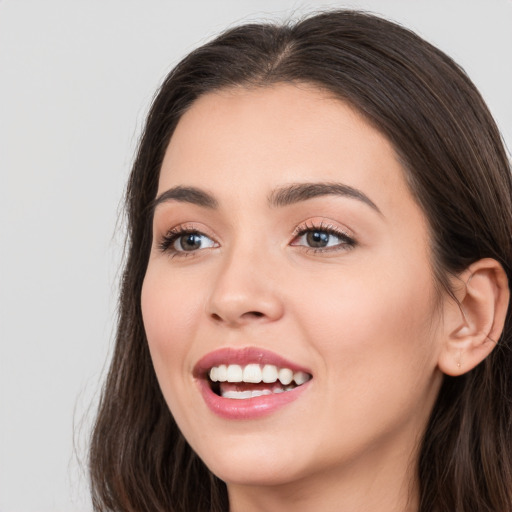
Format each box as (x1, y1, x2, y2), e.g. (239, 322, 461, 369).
(220, 387, 295, 399)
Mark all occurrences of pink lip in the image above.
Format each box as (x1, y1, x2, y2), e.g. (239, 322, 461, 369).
(194, 347, 312, 420)
(193, 347, 311, 377)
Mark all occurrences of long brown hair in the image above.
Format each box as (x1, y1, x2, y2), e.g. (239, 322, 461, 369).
(89, 10, 512, 511)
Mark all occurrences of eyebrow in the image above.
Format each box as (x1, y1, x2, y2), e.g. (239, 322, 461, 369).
(151, 186, 218, 211)
(268, 182, 381, 214)
(151, 181, 381, 215)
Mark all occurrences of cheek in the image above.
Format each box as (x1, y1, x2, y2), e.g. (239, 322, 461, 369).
(140, 264, 214, 435)
(291, 267, 441, 457)
(293, 257, 440, 391)
(141, 264, 204, 374)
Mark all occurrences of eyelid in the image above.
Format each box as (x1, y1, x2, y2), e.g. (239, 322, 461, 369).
(292, 218, 355, 239)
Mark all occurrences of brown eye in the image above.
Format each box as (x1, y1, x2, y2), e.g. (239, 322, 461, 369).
(306, 231, 330, 248)
(176, 233, 203, 251)
(173, 232, 216, 252)
(159, 227, 219, 255)
(292, 228, 353, 250)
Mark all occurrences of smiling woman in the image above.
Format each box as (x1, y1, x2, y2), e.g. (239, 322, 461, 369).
(89, 10, 512, 512)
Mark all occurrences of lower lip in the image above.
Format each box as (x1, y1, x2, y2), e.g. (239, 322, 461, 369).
(197, 379, 310, 420)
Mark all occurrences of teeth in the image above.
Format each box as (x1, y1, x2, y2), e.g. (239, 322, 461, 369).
(226, 364, 243, 382)
(222, 389, 273, 399)
(293, 371, 310, 385)
(222, 390, 253, 399)
(278, 368, 293, 386)
(209, 363, 311, 386)
(242, 364, 262, 383)
(262, 364, 278, 383)
(251, 389, 272, 398)
(217, 364, 227, 382)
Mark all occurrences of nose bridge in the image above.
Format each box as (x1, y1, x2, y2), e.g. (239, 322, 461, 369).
(207, 236, 284, 326)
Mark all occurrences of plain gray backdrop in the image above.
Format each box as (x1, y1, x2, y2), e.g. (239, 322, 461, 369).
(1, 1, 511, 510)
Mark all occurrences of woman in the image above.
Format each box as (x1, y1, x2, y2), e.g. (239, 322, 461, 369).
(89, 10, 512, 512)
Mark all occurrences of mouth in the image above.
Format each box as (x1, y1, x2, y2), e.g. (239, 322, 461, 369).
(194, 347, 313, 418)
(208, 363, 312, 399)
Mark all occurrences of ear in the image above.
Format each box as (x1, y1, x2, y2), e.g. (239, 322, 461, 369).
(437, 258, 509, 376)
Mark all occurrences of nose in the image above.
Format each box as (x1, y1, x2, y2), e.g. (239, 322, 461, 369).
(206, 247, 285, 327)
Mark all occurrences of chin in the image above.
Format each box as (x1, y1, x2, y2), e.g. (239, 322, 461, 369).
(209, 459, 303, 488)
(194, 436, 310, 487)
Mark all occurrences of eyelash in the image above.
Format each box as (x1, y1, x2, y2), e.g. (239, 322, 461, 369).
(158, 221, 356, 258)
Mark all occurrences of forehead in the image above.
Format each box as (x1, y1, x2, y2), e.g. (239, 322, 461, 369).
(158, 84, 416, 219)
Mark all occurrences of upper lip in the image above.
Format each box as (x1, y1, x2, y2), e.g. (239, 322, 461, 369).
(193, 347, 312, 378)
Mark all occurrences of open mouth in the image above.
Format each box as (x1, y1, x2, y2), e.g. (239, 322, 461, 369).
(207, 363, 312, 399)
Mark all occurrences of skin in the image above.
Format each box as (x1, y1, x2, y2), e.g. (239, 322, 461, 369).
(141, 84, 449, 512)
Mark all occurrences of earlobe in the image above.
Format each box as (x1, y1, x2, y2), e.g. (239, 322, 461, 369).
(437, 258, 510, 377)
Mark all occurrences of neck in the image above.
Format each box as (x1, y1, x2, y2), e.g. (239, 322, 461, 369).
(227, 440, 420, 512)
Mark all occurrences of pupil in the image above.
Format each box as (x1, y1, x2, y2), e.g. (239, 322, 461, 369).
(307, 231, 329, 248)
(181, 233, 201, 251)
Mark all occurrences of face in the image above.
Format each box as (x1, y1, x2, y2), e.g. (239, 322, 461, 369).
(141, 84, 445, 493)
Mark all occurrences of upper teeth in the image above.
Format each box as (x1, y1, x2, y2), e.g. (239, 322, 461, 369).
(209, 364, 310, 386)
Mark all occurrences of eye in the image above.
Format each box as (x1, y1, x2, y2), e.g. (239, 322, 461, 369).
(174, 232, 216, 252)
(290, 223, 355, 252)
(299, 230, 339, 248)
(159, 228, 218, 255)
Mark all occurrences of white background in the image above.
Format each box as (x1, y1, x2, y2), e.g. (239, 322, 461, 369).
(1, 1, 511, 511)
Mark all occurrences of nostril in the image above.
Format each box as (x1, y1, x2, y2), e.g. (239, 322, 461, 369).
(246, 311, 264, 318)
(210, 311, 264, 323)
